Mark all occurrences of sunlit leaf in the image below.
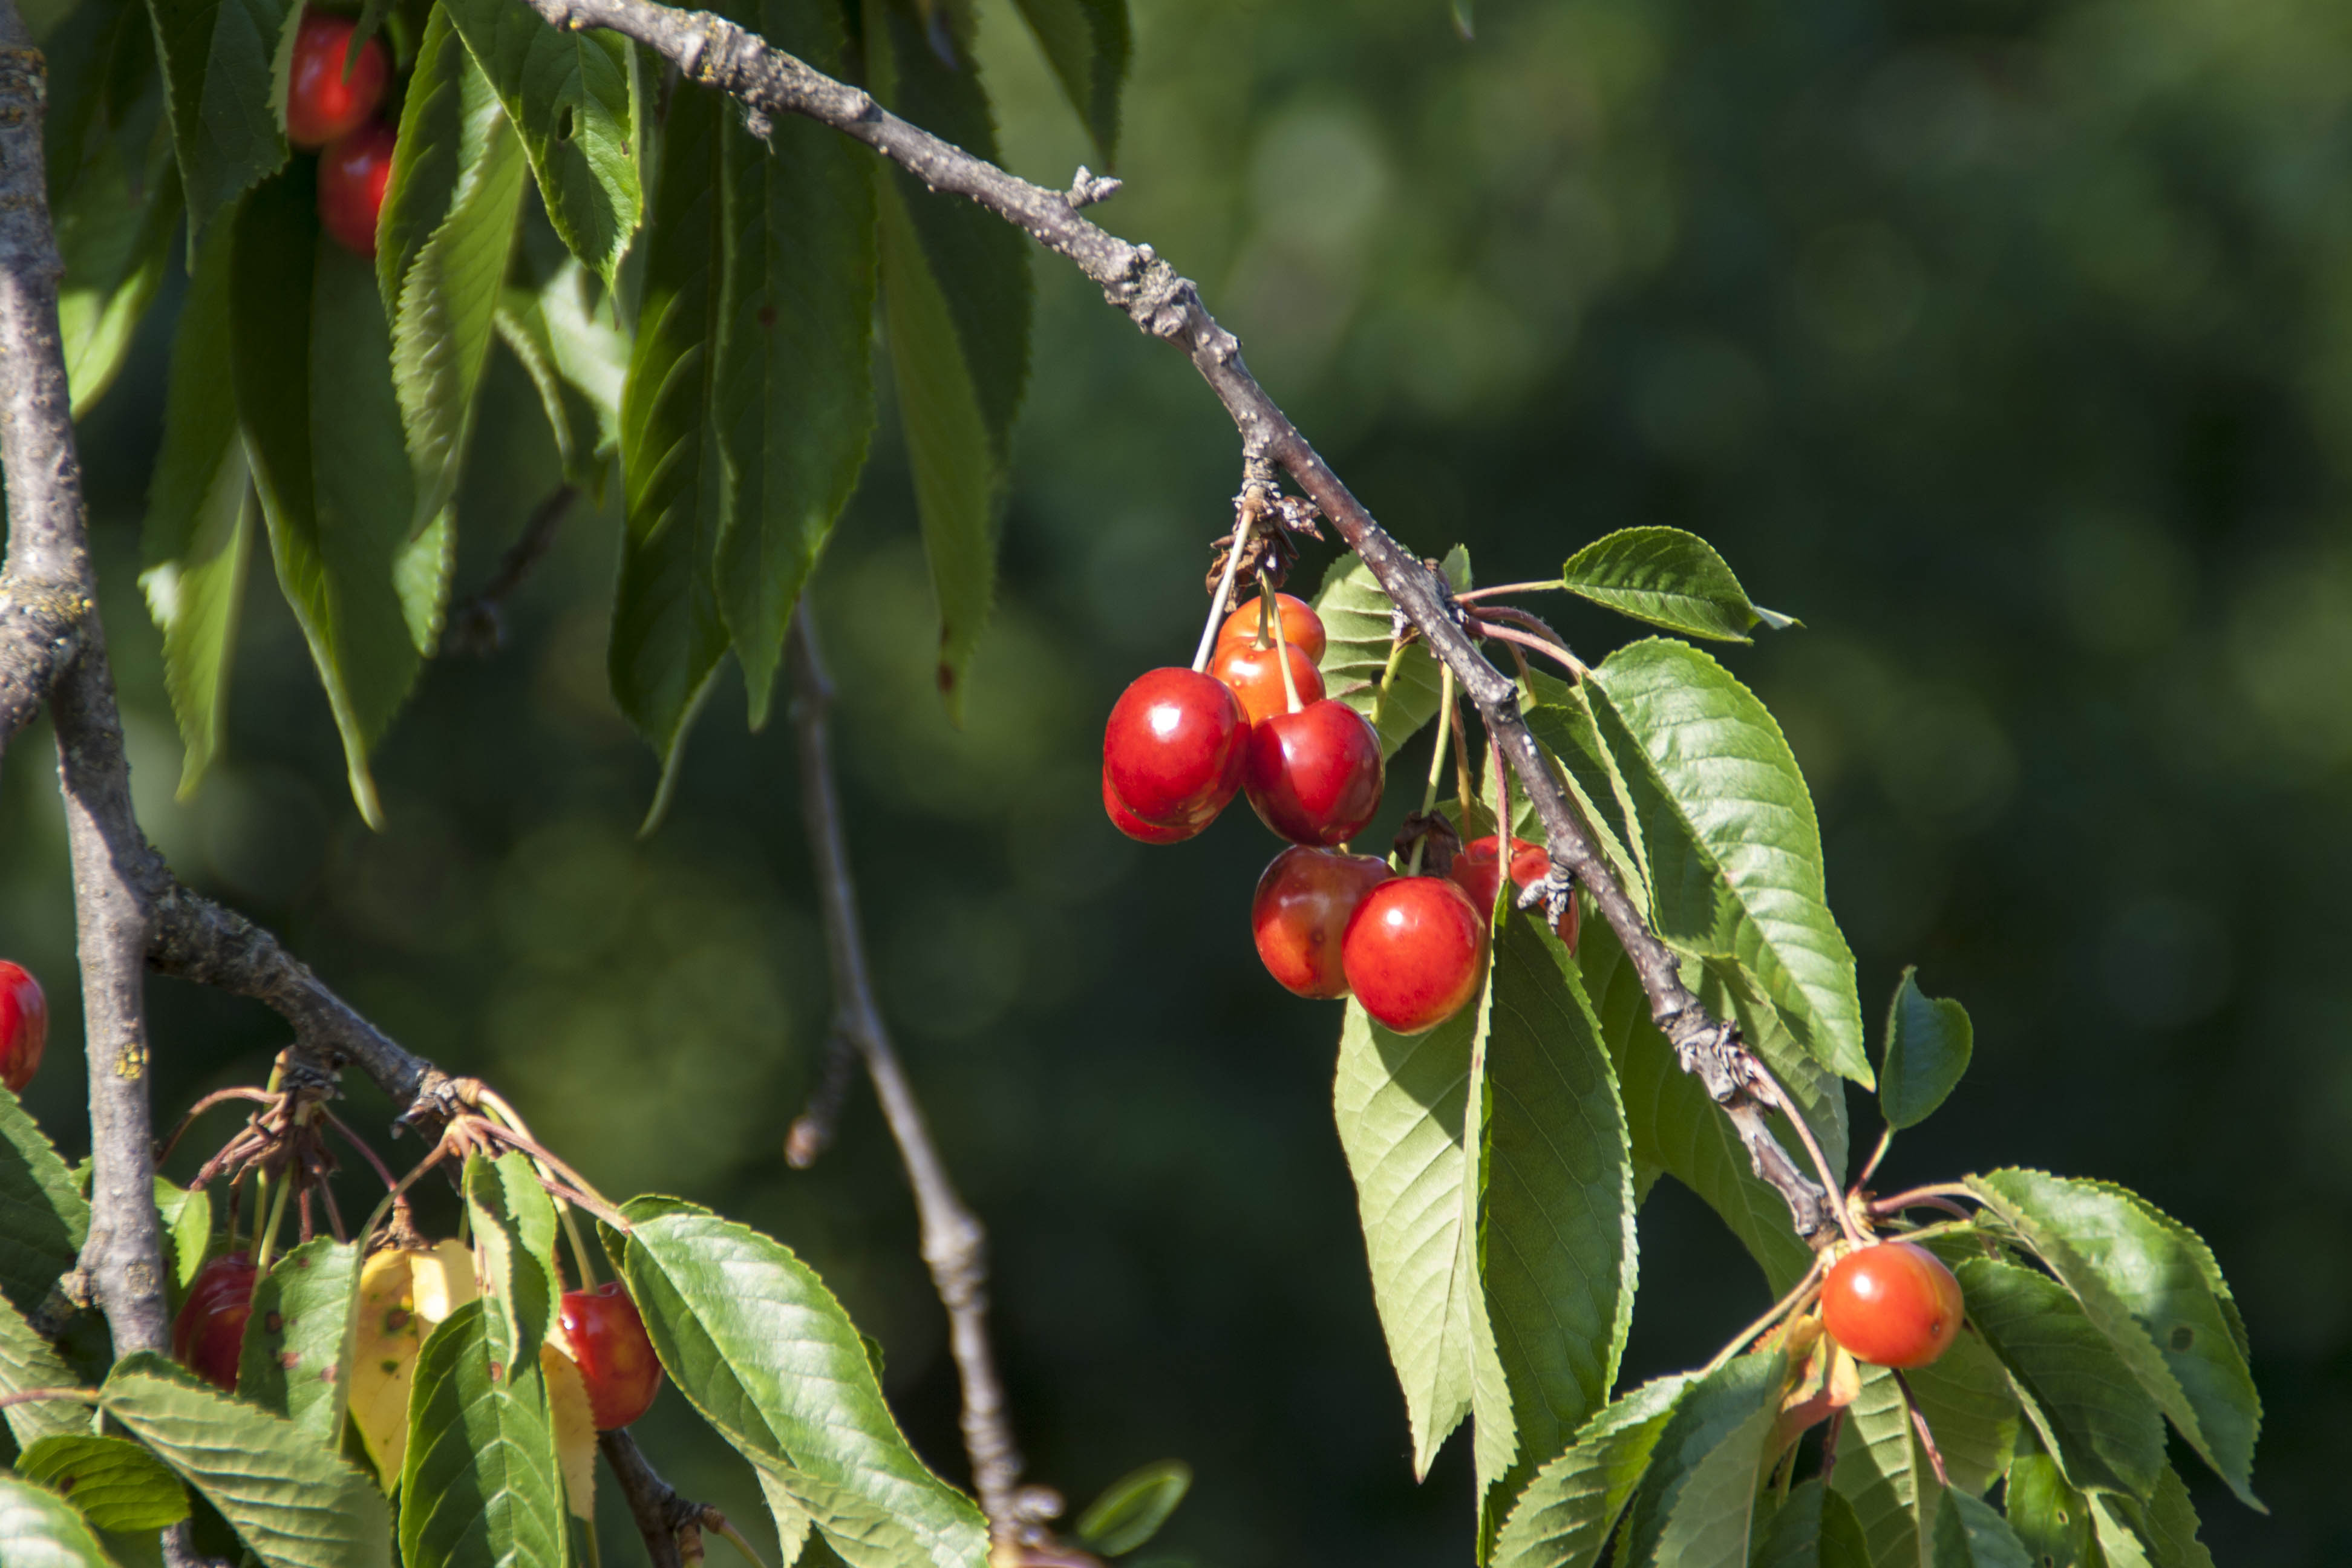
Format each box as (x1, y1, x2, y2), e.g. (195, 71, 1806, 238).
(349, 1239, 477, 1487)
(234, 1238, 360, 1449)
(1490, 1373, 1689, 1568)
(541, 1344, 596, 1523)
(1751, 1478, 1872, 1568)
(0, 1470, 122, 1567)
(497, 258, 626, 489)
(1828, 1355, 1935, 1568)
(1616, 1350, 1785, 1568)
(399, 1300, 566, 1568)
(1518, 668, 1647, 907)
(1558, 527, 1794, 644)
(0, 1286, 91, 1449)
(16, 1436, 188, 1534)
(143, 0, 295, 249)
(0, 1085, 87, 1322)
(1074, 1460, 1189, 1556)
(1932, 1489, 2033, 1568)
(1958, 1256, 2164, 1501)
(2003, 1445, 2091, 1568)
(2087, 1465, 2213, 1568)
(1313, 548, 1473, 758)
(1878, 969, 1972, 1131)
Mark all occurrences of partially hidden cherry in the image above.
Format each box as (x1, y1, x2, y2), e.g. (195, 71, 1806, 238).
(1251, 846, 1391, 998)
(318, 120, 396, 257)
(0, 961, 46, 1094)
(1244, 699, 1383, 846)
(285, 12, 390, 150)
(1341, 876, 1489, 1034)
(558, 1281, 664, 1429)
(1209, 638, 1325, 727)
(1216, 592, 1327, 662)
(1104, 767, 1208, 844)
(1102, 667, 1248, 828)
(1451, 835, 1579, 949)
(1821, 1241, 1965, 1369)
(174, 1252, 258, 1391)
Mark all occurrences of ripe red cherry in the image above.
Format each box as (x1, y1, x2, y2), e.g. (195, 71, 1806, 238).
(1451, 835, 1579, 949)
(1216, 593, 1327, 662)
(1243, 699, 1383, 846)
(318, 121, 396, 257)
(1208, 638, 1325, 727)
(1103, 766, 1207, 844)
(1341, 876, 1488, 1034)
(285, 12, 390, 149)
(1251, 847, 1391, 998)
(1821, 1241, 1965, 1369)
(174, 1252, 258, 1391)
(0, 961, 46, 1094)
(1102, 668, 1247, 828)
(558, 1282, 664, 1429)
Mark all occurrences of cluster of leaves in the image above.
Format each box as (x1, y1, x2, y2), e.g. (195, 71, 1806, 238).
(1303, 529, 2258, 1565)
(72, 0, 1131, 823)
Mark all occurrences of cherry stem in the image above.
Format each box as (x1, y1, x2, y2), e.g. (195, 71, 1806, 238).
(1856, 1126, 1893, 1189)
(1410, 665, 1456, 877)
(1492, 734, 1511, 842)
(1451, 580, 1566, 603)
(1263, 569, 1302, 714)
(1820, 1407, 1847, 1486)
(1747, 1063, 1866, 1250)
(1702, 1259, 1826, 1374)
(155, 1087, 271, 1166)
(1478, 622, 1585, 680)
(252, 1171, 292, 1275)
(321, 1108, 402, 1192)
(1891, 1369, 1952, 1489)
(1448, 694, 1478, 833)
(358, 1142, 452, 1251)
(472, 1086, 603, 1289)
(705, 1512, 771, 1568)
(1191, 521, 1253, 673)
(1475, 606, 1589, 677)
(1870, 1194, 1975, 1225)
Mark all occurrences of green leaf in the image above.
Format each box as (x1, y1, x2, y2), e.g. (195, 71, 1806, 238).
(99, 1351, 391, 1568)
(1312, 547, 1474, 758)
(1616, 1350, 1785, 1568)
(619, 1200, 988, 1568)
(57, 143, 179, 413)
(462, 1151, 560, 1373)
(233, 1239, 360, 1448)
(142, 0, 295, 250)
(1007, 0, 1128, 166)
(440, 0, 640, 281)
(16, 1437, 189, 1534)
(496, 258, 627, 488)
(1964, 1171, 2260, 1510)
(1074, 1460, 1190, 1556)
(0, 1286, 90, 1449)
(2003, 1447, 2091, 1568)
(1878, 969, 1972, 1131)
(1687, 955, 1849, 1186)
(399, 1299, 566, 1568)
(0, 1470, 123, 1567)
(1489, 1373, 1689, 1568)
(1932, 1490, 2033, 1568)
(1590, 639, 1869, 1086)
(2086, 1466, 2213, 1568)
(142, 217, 254, 798)
(1956, 1257, 2164, 1501)
(1558, 527, 1793, 644)
(1900, 1333, 2021, 1496)
(161, 1184, 211, 1294)
(380, 4, 531, 532)
(1751, 1479, 1872, 1568)
(1518, 670, 1648, 907)
(1828, 1357, 1935, 1568)
(0, 1086, 88, 1322)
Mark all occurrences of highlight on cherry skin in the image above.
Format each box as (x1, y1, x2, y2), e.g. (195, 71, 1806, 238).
(284, 10, 390, 149)
(1244, 698, 1383, 847)
(1102, 667, 1248, 830)
(1820, 1240, 1965, 1369)
(1252, 846, 1391, 999)
(1341, 875, 1489, 1034)
(174, 1252, 258, 1391)
(1216, 592, 1326, 662)
(1451, 835, 1580, 949)
(0, 959, 45, 1094)
(1209, 636, 1325, 727)
(558, 1281, 665, 1429)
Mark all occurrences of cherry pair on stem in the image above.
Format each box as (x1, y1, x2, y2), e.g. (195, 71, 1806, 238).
(289, 11, 397, 256)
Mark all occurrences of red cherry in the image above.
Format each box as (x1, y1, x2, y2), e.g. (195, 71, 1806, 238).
(1821, 1242, 1965, 1369)
(1250, 847, 1391, 998)
(0, 962, 46, 1094)
(1103, 766, 1208, 844)
(1451, 835, 1579, 949)
(286, 12, 390, 149)
(1243, 699, 1383, 846)
(1341, 877, 1488, 1034)
(1215, 593, 1327, 662)
(174, 1253, 258, 1391)
(1208, 638, 1325, 728)
(318, 121, 396, 258)
(1102, 668, 1247, 828)
(558, 1281, 664, 1429)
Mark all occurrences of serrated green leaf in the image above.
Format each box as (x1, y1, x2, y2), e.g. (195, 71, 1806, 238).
(2003, 1448, 2090, 1568)
(57, 139, 179, 413)
(142, 0, 295, 251)
(1074, 1460, 1189, 1556)
(1491, 1373, 1689, 1568)
(99, 1351, 391, 1568)
(1616, 1350, 1785, 1568)
(1558, 527, 1792, 644)
(1751, 1478, 1872, 1568)
(497, 258, 626, 488)
(1590, 639, 1869, 1087)
(440, 0, 639, 281)
(1007, 0, 1128, 166)
(233, 1238, 359, 1448)
(161, 1183, 211, 1294)
(1312, 548, 1474, 758)
(45, 0, 157, 203)
(1518, 669, 1647, 908)
(754, 1469, 815, 1568)
(619, 1200, 988, 1568)
(0, 1086, 88, 1323)
(1964, 1172, 2259, 1510)
(1688, 955, 1849, 1185)
(0, 1469, 123, 1567)
(16, 1436, 188, 1534)
(1957, 1258, 2164, 1500)
(0, 1287, 90, 1449)
(1879, 969, 1972, 1131)
(1901, 1333, 2020, 1495)
(1932, 1489, 2031, 1568)
(399, 1299, 566, 1568)
(2087, 1466, 2212, 1568)
(463, 1151, 560, 1374)
(1829, 1357, 1935, 1568)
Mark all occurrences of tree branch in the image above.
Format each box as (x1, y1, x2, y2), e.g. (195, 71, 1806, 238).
(599, 1429, 702, 1568)
(443, 483, 580, 657)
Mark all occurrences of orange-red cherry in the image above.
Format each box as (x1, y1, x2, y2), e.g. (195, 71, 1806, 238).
(285, 12, 390, 149)
(1209, 638, 1324, 727)
(1451, 835, 1579, 949)
(1244, 699, 1383, 846)
(1251, 847, 1391, 998)
(1821, 1242, 1965, 1369)
(1216, 593, 1326, 662)
(558, 1282, 665, 1429)
(1103, 668, 1247, 828)
(1103, 767, 1207, 844)
(0, 961, 45, 1094)
(318, 121, 396, 257)
(174, 1252, 258, 1391)
(1341, 877, 1488, 1034)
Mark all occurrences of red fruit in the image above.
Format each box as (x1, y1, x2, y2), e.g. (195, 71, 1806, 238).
(1243, 699, 1383, 846)
(1251, 847, 1391, 999)
(1209, 638, 1325, 727)
(1341, 876, 1489, 1034)
(1103, 766, 1208, 844)
(558, 1282, 664, 1429)
(174, 1253, 258, 1391)
(0, 962, 46, 1094)
(1451, 835, 1580, 950)
(285, 13, 390, 150)
(318, 121, 396, 257)
(1102, 668, 1247, 828)
(1821, 1242, 1965, 1369)
(1216, 593, 1327, 662)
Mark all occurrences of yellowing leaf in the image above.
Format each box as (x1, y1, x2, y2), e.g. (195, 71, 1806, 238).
(350, 1242, 477, 1486)
(541, 1342, 597, 1523)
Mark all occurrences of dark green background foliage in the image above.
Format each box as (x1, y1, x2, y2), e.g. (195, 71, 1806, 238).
(0, 0, 2334, 1560)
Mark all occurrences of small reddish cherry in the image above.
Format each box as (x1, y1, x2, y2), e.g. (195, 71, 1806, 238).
(318, 121, 396, 257)
(1103, 767, 1207, 844)
(1244, 699, 1383, 846)
(285, 12, 390, 149)
(1251, 847, 1391, 998)
(1341, 877, 1488, 1034)
(1821, 1241, 1965, 1369)
(1102, 668, 1247, 828)
(558, 1282, 664, 1429)
(1209, 638, 1325, 728)
(1216, 593, 1327, 662)
(174, 1252, 258, 1391)
(0, 961, 45, 1094)
(1451, 835, 1579, 949)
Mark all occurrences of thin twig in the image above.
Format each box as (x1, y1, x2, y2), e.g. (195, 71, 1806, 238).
(784, 1030, 860, 1168)
(599, 1429, 695, 1568)
(1748, 1063, 1864, 1249)
(1451, 580, 1565, 603)
(1891, 1369, 1952, 1488)
(443, 485, 580, 656)
(1700, 1259, 1826, 1374)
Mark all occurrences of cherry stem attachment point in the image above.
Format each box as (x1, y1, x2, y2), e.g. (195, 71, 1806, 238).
(1192, 520, 1253, 673)
(1264, 569, 1302, 714)
(1410, 665, 1456, 877)
(155, 1088, 272, 1166)
(1451, 580, 1565, 603)
(1857, 1127, 1893, 1189)
(1477, 622, 1586, 681)
(1747, 1063, 1866, 1250)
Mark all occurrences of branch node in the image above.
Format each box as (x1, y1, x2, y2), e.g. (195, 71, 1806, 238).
(1063, 166, 1120, 207)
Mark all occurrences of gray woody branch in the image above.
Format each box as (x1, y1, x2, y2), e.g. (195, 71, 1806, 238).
(518, 0, 1837, 1243)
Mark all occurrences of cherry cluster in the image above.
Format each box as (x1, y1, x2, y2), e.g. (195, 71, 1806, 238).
(289, 10, 398, 258)
(0, 960, 43, 1094)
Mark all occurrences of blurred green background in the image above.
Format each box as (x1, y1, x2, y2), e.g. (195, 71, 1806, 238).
(1, 0, 2342, 1558)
